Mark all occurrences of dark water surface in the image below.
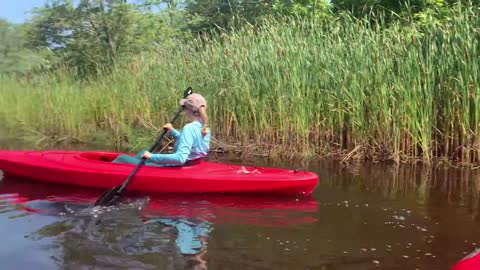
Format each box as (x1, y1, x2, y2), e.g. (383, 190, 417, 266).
(0, 141, 479, 269)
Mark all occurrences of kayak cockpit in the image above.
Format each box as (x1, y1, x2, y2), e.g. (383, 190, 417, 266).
(75, 152, 203, 167)
(76, 152, 121, 162)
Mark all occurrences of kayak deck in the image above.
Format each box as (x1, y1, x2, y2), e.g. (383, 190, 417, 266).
(0, 150, 318, 195)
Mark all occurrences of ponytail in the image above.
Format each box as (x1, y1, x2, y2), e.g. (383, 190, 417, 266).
(199, 106, 209, 136)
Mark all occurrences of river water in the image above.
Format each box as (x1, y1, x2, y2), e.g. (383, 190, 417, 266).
(0, 140, 479, 269)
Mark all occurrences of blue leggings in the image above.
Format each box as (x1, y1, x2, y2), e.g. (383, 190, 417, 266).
(112, 150, 179, 167)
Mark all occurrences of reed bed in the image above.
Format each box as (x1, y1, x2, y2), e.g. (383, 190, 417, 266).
(0, 5, 478, 164)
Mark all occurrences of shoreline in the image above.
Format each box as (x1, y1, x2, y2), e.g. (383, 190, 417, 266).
(2, 135, 479, 169)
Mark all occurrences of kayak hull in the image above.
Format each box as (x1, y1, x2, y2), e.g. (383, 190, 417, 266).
(0, 150, 318, 195)
(452, 249, 480, 270)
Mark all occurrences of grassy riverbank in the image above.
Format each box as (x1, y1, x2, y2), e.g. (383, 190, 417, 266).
(0, 5, 478, 165)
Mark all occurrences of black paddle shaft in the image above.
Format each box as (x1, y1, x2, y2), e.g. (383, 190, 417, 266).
(117, 107, 183, 193)
(93, 87, 192, 206)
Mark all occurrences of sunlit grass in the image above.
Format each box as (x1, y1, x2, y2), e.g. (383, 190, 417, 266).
(0, 5, 478, 163)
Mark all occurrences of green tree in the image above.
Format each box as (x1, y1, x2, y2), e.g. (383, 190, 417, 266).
(27, 0, 168, 77)
(184, 0, 248, 34)
(273, 0, 332, 17)
(330, 0, 478, 22)
(0, 19, 47, 74)
(331, 0, 425, 17)
(139, 0, 191, 40)
(183, 0, 331, 35)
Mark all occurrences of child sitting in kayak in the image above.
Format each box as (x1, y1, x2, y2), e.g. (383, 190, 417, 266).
(112, 93, 210, 167)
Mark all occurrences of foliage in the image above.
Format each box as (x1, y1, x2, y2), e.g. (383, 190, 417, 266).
(26, 0, 168, 77)
(273, 0, 332, 17)
(331, 0, 479, 24)
(4, 0, 474, 77)
(0, 19, 49, 73)
(1, 5, 479, 163)
(183, 0, 272, 35)
(1, 0, 480, 163)
(182, 0, 332, 35)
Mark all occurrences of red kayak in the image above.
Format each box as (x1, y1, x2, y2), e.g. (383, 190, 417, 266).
(0, 150, 318, 195)
(452, 249, 480, 270)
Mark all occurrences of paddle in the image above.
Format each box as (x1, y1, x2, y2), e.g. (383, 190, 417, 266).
(93, 87, 193, 207)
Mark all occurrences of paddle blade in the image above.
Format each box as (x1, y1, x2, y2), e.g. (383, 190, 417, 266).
(93, 186, 121, 206)
(184, 87, 193, 98)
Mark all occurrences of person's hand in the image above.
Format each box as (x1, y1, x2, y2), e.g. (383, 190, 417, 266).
(202, 124, 209, 137)
(163, 123, 174, 133)
(142, 151, 152, 159)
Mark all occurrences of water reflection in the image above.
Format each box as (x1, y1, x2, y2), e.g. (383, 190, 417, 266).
(145, 218, 211, 269)
(2, 146, 480, 269)
(0, 176, 317, 269)
(314, 160, 480, 215)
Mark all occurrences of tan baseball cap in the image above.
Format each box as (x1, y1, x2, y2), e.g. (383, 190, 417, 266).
(180, 93, 207, 109)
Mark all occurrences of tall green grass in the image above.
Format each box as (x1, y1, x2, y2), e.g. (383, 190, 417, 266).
(0, 5, 478, 163)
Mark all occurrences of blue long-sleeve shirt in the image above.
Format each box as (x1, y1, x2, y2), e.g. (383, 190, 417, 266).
(146, 218, 211, 255)
(149, 121, 210, 166)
